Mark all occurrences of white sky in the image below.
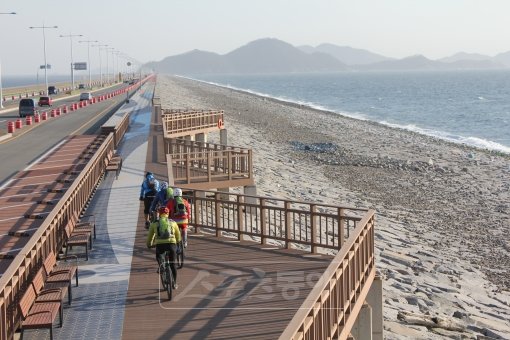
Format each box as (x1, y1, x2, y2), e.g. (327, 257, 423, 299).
(1, 0, 510, 75)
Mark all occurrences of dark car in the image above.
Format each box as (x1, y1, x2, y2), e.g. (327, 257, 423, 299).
(19, 98, 37, 117)
(38, 96, 52, 107)
(78, 84, 85, 89)
(48, 86, 58, 95)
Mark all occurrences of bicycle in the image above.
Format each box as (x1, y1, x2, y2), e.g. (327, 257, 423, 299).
(158, 250, 175, 300)
(176, 240, 184, 269)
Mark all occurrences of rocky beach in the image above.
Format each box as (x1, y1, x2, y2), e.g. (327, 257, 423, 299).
(156, 74, 510, 339)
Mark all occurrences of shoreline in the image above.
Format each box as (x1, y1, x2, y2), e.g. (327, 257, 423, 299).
(156, 74, 510, 339)
(180, 75, 510, 156)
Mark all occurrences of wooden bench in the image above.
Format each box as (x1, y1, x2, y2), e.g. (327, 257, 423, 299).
(64, 222, 91, 260)
(19, 285, 62, 340)
(32, 267, 69, 306)
(43, 251, 77, 304)
(105, 149, 122, 179)
(72, 211, 96, 240)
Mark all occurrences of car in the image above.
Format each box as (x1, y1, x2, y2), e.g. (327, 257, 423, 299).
(19, 98, 38, 117)
(38, 96, 52, 107)
(79, 92, 92, 101)
(78, 84, 85, 89)
(48, 86, 58, 95)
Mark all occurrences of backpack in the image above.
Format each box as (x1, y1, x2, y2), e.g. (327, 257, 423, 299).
(173, 197, 187, 217)
(157, 217, 174, 239)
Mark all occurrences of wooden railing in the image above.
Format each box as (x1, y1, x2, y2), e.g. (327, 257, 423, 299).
(161, 109, 224, 138)
(0, 134, 116, 340)
(168, 151, 253, 189)
(279, 210, 376, 339)
(100, 110, 130, 148)
(187, 190, 369, 252)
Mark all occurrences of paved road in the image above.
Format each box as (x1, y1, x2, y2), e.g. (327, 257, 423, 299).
(0, 83, 126, 132)
(0, 84, 134, 186)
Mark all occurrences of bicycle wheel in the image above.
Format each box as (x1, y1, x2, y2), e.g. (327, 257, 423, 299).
(177, 241, 184, 269)
(165, 265, 173, 300)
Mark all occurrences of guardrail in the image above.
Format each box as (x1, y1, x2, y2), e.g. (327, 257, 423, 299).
(279, 210, 376, 339)
(187, 190, 368, 252)
(161, 109, 224, 139)
(0, 134, 115, 340)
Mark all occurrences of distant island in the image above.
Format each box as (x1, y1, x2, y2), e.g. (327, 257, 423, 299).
(145, 38, 510, 75)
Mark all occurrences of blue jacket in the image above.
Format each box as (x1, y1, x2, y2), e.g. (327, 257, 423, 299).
(150, 187, 172, 212)
(140, 176, 160, 198)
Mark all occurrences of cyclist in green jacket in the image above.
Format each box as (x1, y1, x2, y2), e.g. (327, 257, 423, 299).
(147, 206, 181, 289)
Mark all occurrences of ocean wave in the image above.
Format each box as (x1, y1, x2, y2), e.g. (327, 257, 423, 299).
(380, 121, 510, 154)
(181, 75, 509, 154)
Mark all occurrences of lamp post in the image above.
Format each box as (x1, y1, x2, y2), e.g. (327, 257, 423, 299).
(0, 11, 17, 109)
(92, 43, 107, 86)
(79, 39, 98, 89)
(106, 47, 115, 84)
(29, 24, 58, 95)
(60, 33, 83, 91)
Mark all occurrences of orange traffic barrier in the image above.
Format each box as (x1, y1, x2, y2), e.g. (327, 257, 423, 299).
(34, 113, 40, 123)
(26, 116, 32, 125)
(41, 112, 48, 120)
(7, 121, 15, 133)
(15, 119, 22, 129)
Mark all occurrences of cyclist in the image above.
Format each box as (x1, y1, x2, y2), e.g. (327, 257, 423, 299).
(166, 188, 191, 248)
(146, 206, 181, 289)
(150, 182, 173, 220)
(140, 172, 160, 228)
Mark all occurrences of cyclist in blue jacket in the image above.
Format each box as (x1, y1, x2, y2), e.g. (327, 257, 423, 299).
(140, 172, 160, 228)
(150, 182, 173, 217)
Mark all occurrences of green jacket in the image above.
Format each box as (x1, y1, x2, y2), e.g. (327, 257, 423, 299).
(146, 216, 181, 247)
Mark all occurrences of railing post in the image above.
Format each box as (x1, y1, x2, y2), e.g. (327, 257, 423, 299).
(260, 198, 267, 244)
(338, 207, 345, 249)
(237, 195, 244, 241)
(311, 204, 317, 253)
(186, 154, 191, 185)
(285, 201, 291, 249)
(207, 152, 212, 182)
(228, 151, 232, 180)
(215, 192, 221, 237)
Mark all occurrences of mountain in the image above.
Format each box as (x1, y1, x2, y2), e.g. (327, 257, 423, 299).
(147, 38, 348, 75)
(493, 51, 510, 67)
(145, 38, 510, 74)
(356, 54, 504, 71)
(439, 52, 492, 63)
(299, 43, 393, 65)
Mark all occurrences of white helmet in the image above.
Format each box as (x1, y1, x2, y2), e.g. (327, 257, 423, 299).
(173, 188, 182, 197)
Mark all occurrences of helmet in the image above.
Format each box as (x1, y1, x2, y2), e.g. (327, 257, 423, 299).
(166, 187, 173, 199)
(145, 171, 153, 179)
(160, 181, 168, 190)
(173, 188, 182, 197)
(158, 206, 169, 215)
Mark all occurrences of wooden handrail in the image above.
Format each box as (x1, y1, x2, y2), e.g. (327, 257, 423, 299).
(279, 210, 376, 340)
(161, 110, 224, 138)
(187, 190, 368, 252)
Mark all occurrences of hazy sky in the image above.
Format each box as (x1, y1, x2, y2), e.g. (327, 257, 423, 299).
(1, 0, 510, 76)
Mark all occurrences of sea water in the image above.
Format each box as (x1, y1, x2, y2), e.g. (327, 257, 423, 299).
(196, 70, 510, 154)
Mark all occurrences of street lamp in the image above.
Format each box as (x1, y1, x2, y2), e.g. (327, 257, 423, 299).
(0, 11, 16, 109)
(60, 33, 83, 91)
(92, 43, 107, 86)
(79, 39, 98, 89)
(29, 24, 58, 95)
(106, 47, 115, 84)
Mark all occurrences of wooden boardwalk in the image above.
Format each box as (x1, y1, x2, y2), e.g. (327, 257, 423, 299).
(122, 106, 333, 339)
(124, 232, 332, 340)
